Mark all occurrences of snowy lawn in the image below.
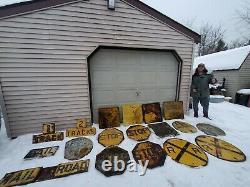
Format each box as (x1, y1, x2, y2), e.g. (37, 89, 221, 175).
(0, 102, 250, 187)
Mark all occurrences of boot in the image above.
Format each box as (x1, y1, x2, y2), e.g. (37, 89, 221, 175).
(203, 112, 211, 120)
(194, 112, 198, 118)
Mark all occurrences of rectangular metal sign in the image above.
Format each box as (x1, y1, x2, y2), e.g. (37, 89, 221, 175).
(66, 127, 96, 137)
(76, 118, 88, 128)
(24, 146, 59, 160)
(122, 104, 143, 125)
(98, 107, 120, 129)
(163, 101, 184, 120)
(42, 123, 55, 134)
(32, 132, 64, 144)
(0, 168, 41, 187)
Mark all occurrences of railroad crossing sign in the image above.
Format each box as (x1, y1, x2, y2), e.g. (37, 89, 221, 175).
(95, 146, 130, 177)
(148, 122, 179, 138)
(163, 101, 184, 120)
(132, 141, 166, 169)
(98, 128, 124, 147)
(142, 102, 162, 124)
(196, 123, 226, 136)
(64, 138, 93, 160)
(172, 121, 197, 133)
(24, 146, 59, 160)
(99, 107, 120, 129)
(66, 118, 96, 137)
(126, 125, 151, 141)
(163, 138, 208, 167)
(122, 103, 143, 125)
(195, 135, 246, 162)
(0, 167, 41, 187)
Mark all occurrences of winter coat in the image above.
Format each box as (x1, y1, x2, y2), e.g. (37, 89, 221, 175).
(191, 73, 213, 98)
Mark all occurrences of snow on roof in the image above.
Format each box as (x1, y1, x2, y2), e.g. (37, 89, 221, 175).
(194, 45, 250, 71)
(0, 0, 32, 7)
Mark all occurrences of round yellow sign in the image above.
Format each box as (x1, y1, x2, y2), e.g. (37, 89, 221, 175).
(172, 121, 197, 133)
(98, 128, 124, 147)
(126, 125, 151, 141)
(195, 135, 246, 162)
(163, 138, 208, 167)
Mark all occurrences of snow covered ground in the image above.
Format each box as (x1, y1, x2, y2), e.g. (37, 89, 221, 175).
(0, 102, 250, 187)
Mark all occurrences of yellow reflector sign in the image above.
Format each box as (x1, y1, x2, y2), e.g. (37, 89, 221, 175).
(195, 135, 246, 162)
(122, 104, 143, 125)
(163, 138, 208, 167)
(98, 128, 124, 147)
(76, 118, 88, 128)
(172, 121, 197, 133)
(126, 125, 151, 141)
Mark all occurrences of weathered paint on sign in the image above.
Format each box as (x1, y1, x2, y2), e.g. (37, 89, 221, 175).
(0, 167, 41, 187)
(32, 132, 64, 144)
(36, 160, 90, 182)
(142, 102, 162, 124)
(66, 127, 96, 137)
(196, 135, 246, 162)
(148, 122, 179, 138)
(163, 138, 208, 167)
(76, 118, 88, 128)
(172, 121, 197, 133)
(99, 107, 120, 129)
(42, 123, 55, 134)
(132, 141, 166, 169)
(24, 146, 59, 160)
(64, 138, 93, 160)
(126, 125, 151, 141)
(122, 104, 143, 125)
(196, 123, 226, 136)
(95, 146, 130, 177)
(163, 101, 184, 120)
(98, 128, 124, 147)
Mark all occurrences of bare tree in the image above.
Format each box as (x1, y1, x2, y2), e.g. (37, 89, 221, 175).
(236, 1, 250, 39)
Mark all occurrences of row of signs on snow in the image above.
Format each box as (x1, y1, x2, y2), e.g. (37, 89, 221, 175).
(0, 102, 246, 186)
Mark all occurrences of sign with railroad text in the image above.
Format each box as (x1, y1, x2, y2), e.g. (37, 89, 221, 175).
(163, 101, 184, 120)
(66, 127, 96, 137)
(76, 118, 88, 128)
(42, 123, 55, 134)
(24, 146, 59, 160)
(32, 132, 64, 144)
(98, 128, 124, 147)
(126, 125, 151, 141)
(122, 103, 143, 125)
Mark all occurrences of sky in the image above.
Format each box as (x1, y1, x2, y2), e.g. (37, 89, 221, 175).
(0, 0, 249, 43)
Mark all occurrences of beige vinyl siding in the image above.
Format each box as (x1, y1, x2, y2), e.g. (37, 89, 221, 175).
(238, 53, 250, 90)
(0, 0, 195, 137)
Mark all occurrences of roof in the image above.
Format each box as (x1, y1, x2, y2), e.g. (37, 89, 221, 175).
(194, 45, 250, 71)
(0, 0, 201, 43)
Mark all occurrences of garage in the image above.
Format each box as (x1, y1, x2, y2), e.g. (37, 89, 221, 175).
(89, 48, 181, 122)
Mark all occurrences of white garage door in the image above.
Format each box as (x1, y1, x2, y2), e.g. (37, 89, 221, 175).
(89, 48, 180, 122)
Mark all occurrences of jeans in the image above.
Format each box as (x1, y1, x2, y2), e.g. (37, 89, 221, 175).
(193, 96, 209, 115)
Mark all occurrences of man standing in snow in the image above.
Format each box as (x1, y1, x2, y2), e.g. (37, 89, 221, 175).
(191, 63, 216, 118)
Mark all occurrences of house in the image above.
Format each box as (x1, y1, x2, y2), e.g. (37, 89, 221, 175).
(194, 45, 250, 101)
(0, 0, 200, 138)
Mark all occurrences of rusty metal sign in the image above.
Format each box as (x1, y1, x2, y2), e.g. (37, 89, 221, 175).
(196, 123, 226, 136)
(99, 107, 120, 129)
(98, 128, 124, 147)
(148, 122, 179, 138)
(95, 146, 130, 177)
(37, 160, 90, 182)
(163, 138, 208, 167)
(122, 103, 143, 125)
(132, 141, 166, 169)
(76, 118, 88, 128)
(172, 121, 197, 133)
(32, 132, 64, 144)
(163, 101, 184, 120)
(66, 127, 96, 137)
(142, 102, 162, 124)
(196, 135, 246, 162)
(42, 123, 56, 134)
(126, 125, 151, 141)
(0, 167, 41, 187)
(64, 137, 93, 160)
(24, 146, 59, 160)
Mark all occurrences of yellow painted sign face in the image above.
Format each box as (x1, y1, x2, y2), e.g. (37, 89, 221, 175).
(163, 101, 184, 120)
(66, 127, 96, 137)
(163, 138, 208, 167)
(54, 160, 90, 177)
(126, 125, 151, 141)
(24, 146, 59, 159)
(122, 104, 143, 125)
(76, 119, 87, 128)
(32, 132, 64, 144)
(42, 123, 55, 134)
(195, 135, 246, 162)
(98, 128, 124, 147)
(0, 167, 41, 187)
(98, 107, 120, 129)
(172, 121, 197, 133)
